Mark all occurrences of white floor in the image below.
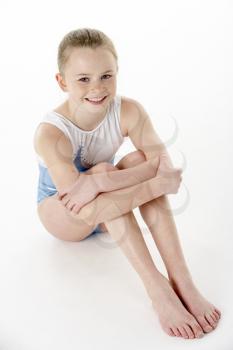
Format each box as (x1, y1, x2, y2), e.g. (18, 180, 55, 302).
(1, 1, 233, 349)
(1, 106, 233, 350)
(0, 140, 232, 349)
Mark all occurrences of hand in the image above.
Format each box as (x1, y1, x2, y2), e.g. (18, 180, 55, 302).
(58, 173, 99, 214)
(146, 156, 160, 177)
(157, 153, 183, 195)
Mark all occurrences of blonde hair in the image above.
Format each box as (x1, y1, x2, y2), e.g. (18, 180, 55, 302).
(57, 28, 118, 78)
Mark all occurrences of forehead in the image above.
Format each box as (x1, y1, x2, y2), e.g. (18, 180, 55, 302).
(67, 47, 116, 74)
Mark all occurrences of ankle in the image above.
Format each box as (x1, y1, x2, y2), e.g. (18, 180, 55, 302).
(168, 271, 194, 288)
(145, 273, 170, 300)
(168, 265, 193, 281)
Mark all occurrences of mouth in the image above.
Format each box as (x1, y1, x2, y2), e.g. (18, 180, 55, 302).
(85, 95, 108, 105)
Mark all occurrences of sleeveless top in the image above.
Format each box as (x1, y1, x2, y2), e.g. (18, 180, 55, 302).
(36, 94, 125, 203)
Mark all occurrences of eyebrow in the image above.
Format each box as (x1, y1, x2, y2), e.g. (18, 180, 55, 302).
(75, 70, 114, 77)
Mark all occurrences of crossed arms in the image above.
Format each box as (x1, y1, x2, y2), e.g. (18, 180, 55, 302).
(57, 98, 176, 212)
(34, 98, 175, 213)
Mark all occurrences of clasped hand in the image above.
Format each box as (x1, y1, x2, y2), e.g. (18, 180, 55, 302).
(57, 153, 183, 214)
(156, 153, 183, 194)
(58, 173, 100, 214)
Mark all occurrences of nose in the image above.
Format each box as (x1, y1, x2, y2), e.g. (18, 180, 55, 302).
(90, 82, 106, 95)
(90, 79, 102, 90)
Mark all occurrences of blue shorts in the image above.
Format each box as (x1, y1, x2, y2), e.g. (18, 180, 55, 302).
(37, 157, 115, 235)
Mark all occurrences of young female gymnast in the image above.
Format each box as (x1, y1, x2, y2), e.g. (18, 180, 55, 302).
(34, 28, 221, 340)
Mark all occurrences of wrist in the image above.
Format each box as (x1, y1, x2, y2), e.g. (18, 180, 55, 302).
(88, 174, 102, 194)
(155, 176, 166, 197)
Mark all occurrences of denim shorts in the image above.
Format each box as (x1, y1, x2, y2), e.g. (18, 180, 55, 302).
(37, 157, 115, 235)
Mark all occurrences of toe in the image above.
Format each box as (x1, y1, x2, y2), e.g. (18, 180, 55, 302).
(215, 308, 221, 318)
(196, 315, 213, 333)
(213, 310, 220, 320)
(190, 322, 204, 338)
(205, 313, 217, 329)
(172, 327, 182, 337)
(178, 326, 189, 339)
(212, 310, 219, 322)
(166, 328, 175, 337)
(183, 324, 195, 339)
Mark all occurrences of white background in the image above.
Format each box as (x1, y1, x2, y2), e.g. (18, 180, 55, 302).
(0, 0, 232, 349)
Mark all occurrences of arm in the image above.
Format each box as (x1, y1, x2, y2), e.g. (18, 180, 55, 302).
(81, 157, 160, 193)
(121, 97, 182, 191)
(58, 156, 159, 204)
(58, 97, 174, 209)
(59, 97, 173, 200)
(122, 97, 175, 170)
(33, 123, 80, 193)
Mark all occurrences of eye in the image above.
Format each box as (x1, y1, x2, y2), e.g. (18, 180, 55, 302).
(78, 74, 112, 83)
(102, 74, 112, 79)
(79, 77, 89, 82)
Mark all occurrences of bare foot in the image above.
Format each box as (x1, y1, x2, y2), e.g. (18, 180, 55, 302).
(169, 276, 221, 334)
(148, 274, 204, 339)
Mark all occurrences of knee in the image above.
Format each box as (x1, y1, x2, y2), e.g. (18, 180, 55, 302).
(100, 162, 118, 172)
(117, 150, 146, 169)
(129, 150, 146, 162)
(89, 162, 117, 174)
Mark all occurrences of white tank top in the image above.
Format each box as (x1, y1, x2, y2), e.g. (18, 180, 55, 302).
(36, 94, 125, 169)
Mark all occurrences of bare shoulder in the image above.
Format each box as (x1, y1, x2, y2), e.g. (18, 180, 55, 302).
(33, 102, 70, 153)
(33, 122, 69, 156)
(120, 96, 146, 137)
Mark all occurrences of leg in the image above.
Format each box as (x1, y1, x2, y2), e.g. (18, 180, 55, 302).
(37, 156, 162, 241)
(85, 157, 205, 339)
(103, 211, 206, 339)
(116, 150, 221, 333)
(37, 153, 203, 338)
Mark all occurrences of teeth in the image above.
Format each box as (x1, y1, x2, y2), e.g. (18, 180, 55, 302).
(87, 96, 105, 102)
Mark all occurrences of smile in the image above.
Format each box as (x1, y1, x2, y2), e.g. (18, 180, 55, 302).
(85, 96, 107, 105)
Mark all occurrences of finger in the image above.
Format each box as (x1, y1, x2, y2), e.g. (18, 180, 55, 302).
(62, 197, 71, 207)
(59, 193, 66, 200)
(61, 194, 68, 202)
(60, 193, 66, 199)
(73, 204, 81, 214)
(66, 200, 75, 211)
(69, 203, 76, 211)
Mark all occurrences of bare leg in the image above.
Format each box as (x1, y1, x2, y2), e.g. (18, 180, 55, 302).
(116, 151, 221, 334)
(71, 169, 165, 227)
(140, 195, 221, 333)
(38, 157, 172, 242)
(103, 210, 204, 339)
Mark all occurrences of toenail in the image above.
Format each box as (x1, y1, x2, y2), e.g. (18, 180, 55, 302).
(198, 333, 204, 338)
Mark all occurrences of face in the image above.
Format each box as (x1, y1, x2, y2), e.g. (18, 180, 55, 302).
(56, 46, 118, 119)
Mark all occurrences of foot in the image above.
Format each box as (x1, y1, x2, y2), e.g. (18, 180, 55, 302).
(148, 274, 204, 339)
(169, 275, 221, 334)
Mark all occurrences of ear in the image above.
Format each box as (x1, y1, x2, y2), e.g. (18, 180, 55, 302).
(55, 73, 69, 92)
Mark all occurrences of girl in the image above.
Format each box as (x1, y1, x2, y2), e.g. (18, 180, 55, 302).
(33, 28, 221, 339)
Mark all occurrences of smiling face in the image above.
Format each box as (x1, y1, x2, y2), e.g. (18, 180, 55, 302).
(55, 46, 118, 122)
